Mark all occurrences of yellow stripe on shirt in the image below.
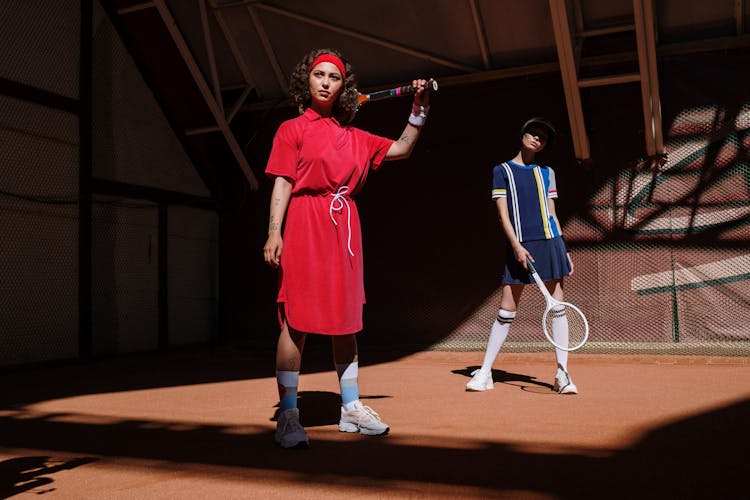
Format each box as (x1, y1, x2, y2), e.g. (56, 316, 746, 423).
(533, 168, 553, 239)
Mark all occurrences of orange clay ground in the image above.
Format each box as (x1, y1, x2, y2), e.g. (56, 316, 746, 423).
(1, 348, 749, 499)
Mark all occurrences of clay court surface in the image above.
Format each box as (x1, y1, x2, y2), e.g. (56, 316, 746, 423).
(2, 348, 749, 499)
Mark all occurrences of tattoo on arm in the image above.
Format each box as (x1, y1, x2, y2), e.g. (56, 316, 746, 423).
(270, 222, 279, 231)
(399, 133, 412, 144)
(273, 197, 281, 206)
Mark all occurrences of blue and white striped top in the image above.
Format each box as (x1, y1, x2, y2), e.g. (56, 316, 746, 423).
(491, 161, 560, 242)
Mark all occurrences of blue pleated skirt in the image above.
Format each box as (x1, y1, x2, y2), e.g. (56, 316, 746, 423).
(502, 236, 571, 284)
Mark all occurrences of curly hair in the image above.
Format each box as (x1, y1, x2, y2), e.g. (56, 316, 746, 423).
(288, 48, 359, 125)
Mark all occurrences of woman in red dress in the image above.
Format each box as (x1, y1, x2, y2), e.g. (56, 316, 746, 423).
(263, 48, 431, 448)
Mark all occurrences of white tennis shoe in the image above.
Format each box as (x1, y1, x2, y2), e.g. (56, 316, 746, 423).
(554, 368, 578, 394)
(466, 369, 494, 391)
(275, 408, 309, 448)
(339, 401, 389, 435)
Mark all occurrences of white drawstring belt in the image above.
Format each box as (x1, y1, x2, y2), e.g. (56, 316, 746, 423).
(329, 186, 354, 257)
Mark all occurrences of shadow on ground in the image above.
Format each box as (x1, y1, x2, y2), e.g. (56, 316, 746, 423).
(270, 391, 392, 427)
(0, 343, 402, 407)
(0, 398, 747, 498)
(453, 366, 554, 392)
(2, 349, 747, 498)
(0, 456, 96, 498)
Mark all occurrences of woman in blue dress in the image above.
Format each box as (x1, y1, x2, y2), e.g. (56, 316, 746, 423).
(466, 117, 578, 394)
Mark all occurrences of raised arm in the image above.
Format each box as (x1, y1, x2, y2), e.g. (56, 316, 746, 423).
(263, 176, 293, 268)
(384, 79, 431, 161)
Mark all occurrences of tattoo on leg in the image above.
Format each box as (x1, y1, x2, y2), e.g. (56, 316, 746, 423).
(287, 357, 299, 370)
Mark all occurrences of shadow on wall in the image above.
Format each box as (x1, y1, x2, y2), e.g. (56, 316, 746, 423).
(239, 73, 606, 350)
(234, 53, 750, 353)
(345, 73, 643, 348)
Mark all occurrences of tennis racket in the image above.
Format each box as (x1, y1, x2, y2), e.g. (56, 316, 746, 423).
(526, 258, 589, 351)
(357, 79, 438, 108)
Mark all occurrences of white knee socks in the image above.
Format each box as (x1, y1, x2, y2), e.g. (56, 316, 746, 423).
(479, 310, 516, 374)
(551, 306, 569, 371)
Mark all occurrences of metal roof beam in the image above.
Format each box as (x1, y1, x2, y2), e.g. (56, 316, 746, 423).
(242, 31, 750, 114)
(152, 0, 259, 190)
(469, 0, 491, 70)
(633, 0, 664, 157)
(212, 9, 259, 94)
(549, 0, 590, 160)
(251, 2, 479, 73)
(117, 2, 155, 15)
(736, 0, 745, 34)
(211, 7, 259, 117)
(578, 73, 640, 88)
(571, 0, 585, 72)
(199, 0, 224, 114)
(578, 24, 636, 37)
(246, 4, 288, 95)
(227, 85, 253, 123)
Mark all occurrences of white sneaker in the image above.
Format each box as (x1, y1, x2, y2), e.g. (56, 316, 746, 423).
(275, 408, 309, 448)
(466, 369, 494, 391)
(553, 368, 578, 394)
(339, 401, 389, 436)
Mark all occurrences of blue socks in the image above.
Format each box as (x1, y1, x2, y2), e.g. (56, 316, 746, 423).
(278, 363, 361, 413)
(276, 370, 299, 411)
(336, 362, 359, 411)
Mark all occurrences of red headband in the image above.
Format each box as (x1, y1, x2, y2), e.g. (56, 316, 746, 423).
(309, 53, 346, 80)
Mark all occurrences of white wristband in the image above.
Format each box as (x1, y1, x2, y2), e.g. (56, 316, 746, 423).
(408, 103, 430, 127)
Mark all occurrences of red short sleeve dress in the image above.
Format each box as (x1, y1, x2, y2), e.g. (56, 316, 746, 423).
(265, 108, 394, 335)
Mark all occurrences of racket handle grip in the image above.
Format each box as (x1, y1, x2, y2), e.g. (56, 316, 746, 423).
(358, 78, 438, 104)
(526, 258, 537, 274)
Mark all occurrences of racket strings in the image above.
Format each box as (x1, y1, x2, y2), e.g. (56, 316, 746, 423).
(544, 304, 588, 350)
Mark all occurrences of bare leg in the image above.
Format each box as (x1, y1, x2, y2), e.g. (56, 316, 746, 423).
(331, 333, 358, 365)
(500, 283, 525, 312)
(276, 321, 306, 372)
(547, 278, 564, 302)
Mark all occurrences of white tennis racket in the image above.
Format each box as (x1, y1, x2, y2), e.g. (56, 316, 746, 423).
(526, 258, 589, 351)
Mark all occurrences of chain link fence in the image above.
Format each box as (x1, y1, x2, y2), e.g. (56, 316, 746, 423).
(433, 102, 750, 355)
(0, 1, 217, 366)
